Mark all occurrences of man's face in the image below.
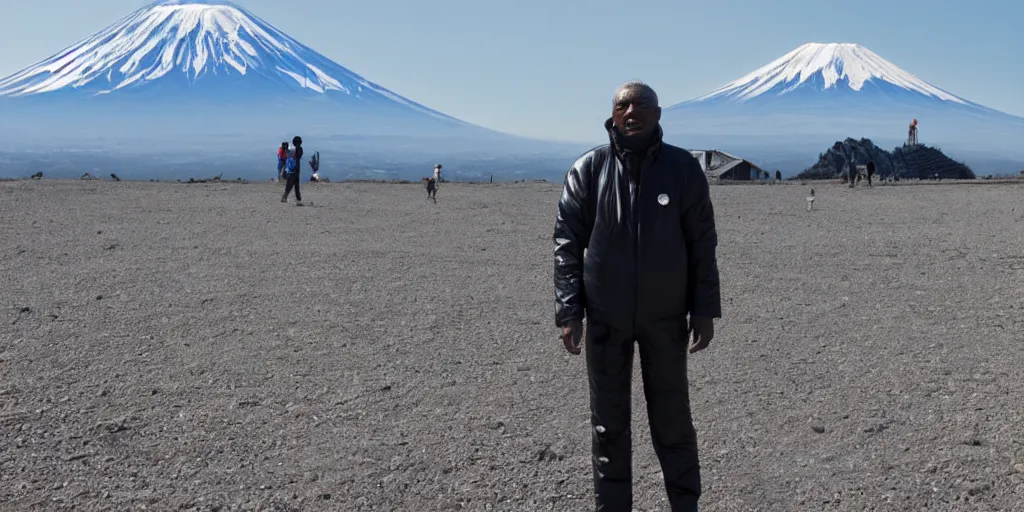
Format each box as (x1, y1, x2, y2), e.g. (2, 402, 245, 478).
(612, 87, 661, 137)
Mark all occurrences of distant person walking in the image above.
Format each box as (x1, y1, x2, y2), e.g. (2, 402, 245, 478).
(281, 136, 304, 204)
(426, 177, 437, 203)
(426, 164, 442, 202)
(276, 141, 289, 181)
(866, 161, 875, 187)
(848, 160, 858, 188)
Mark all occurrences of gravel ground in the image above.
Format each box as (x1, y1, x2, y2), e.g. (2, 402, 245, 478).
(1, 178, 1023, 511)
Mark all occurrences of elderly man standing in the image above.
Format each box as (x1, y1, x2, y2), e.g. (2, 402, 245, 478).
(552, 81, 722, 511)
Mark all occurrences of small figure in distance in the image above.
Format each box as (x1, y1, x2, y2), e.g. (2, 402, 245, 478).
(426, 176, 437, 203)
(427, 163, 442, 203)
(281, 136, 303, 205)
(277, 141, 289, 181)
(308, 151, 321, 183)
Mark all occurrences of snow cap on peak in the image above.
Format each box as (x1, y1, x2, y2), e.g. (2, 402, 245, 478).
(150, 0, 242, 6)
(145, 0, 249, 14)
(693, 42, 967, 104)
(0, 0, 322, 96)
(795, 42, 866, 50)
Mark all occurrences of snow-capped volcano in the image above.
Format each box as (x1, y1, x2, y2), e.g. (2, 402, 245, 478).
(0, 0, 583, 179)
(661, 42, 1024, 171)
(0, 0, 346, 96)
(0, 0, 471, 129)
(686, 43, 970, 105)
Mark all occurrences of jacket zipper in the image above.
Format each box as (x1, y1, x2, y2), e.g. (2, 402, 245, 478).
(631, 163, 642, 336)
(632, 148, 657, 335)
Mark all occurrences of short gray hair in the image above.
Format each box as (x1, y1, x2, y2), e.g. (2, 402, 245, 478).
(614, 80, 659, 106)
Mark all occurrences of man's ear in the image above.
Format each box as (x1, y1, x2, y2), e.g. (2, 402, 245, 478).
(654, 106, 662, 122)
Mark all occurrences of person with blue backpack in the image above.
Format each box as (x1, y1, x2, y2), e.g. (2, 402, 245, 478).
(281, 136, 303, 204)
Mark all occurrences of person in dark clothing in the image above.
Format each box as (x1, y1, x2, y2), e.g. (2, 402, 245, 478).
(308, 151, 321, 182)
(866, 161, 875, 187)
(775, 169, 782, 181)
(282, 136, 303, 203)
(553, 81, 722, 512)
(426, 177, 437, 203)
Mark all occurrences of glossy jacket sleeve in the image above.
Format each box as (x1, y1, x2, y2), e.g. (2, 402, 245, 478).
(681, 167, 722, 319)
(553, 160, 591, 327)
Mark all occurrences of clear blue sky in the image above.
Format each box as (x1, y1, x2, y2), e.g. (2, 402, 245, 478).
(0, 0, 1020, 143)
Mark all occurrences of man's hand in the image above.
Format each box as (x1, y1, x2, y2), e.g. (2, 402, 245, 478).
(689, 316, 714, 354)
(559, 319, 584, 355)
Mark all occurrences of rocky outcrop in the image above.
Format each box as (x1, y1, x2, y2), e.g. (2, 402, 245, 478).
(796, 138, 975, 180)
(890, 144, 975, 180)
(798, 138, 893, 180)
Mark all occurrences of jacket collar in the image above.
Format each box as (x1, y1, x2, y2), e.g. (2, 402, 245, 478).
(605, 117, 663, 161)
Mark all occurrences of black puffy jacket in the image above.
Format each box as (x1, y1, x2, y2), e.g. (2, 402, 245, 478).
(553, 120, 722, 331)
(293, 145, 304, 173)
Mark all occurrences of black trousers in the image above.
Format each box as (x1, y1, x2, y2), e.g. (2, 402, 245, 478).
(426, 179, 437, 201)
(282, 172, 301, 201)
(586, 316, 701, 512)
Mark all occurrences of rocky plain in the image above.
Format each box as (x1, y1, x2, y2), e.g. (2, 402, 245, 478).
(1, 177, 1023, 511)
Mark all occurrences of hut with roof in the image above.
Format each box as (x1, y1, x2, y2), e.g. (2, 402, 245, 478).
(689, 149, 765, 181)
